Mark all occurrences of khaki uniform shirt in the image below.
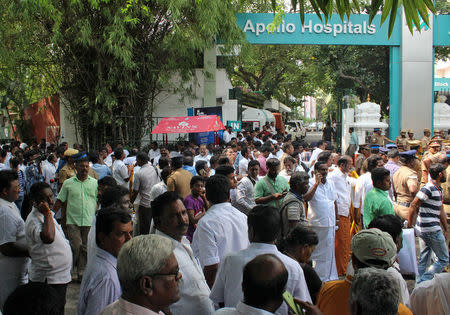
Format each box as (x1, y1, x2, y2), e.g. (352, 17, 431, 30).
(167, 168, 193, 199)
(58, 164, 98, 186)
(421, 136, 430, 149)
(395, 136, 410, 151)
(393, 166, 419, 220)
(420, 151, 442, 184)
(371, 134, 391, 146)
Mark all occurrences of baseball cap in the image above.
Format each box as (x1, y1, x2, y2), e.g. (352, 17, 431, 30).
(351, 228, 397, 269)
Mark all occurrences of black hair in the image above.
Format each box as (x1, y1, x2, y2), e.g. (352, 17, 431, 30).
(100, 186, 130, 208)
(3, 283, 60, 315)
(0, 170, 18, 193)
(29, 182, 52, 204)
(183, 155, 194, 166)
(158, 157, 170, 170)
(317, 151, 332, 163)
(248, 159, 260, 168)
(248, 205, 281, 242)
(195, 160, 208, 175)
(96, 207, 132, 246)
(368, 215, 403, 244)
(215, 165, 235, 176)
(367, 155, 382, 172)
(171, 156, 183, 169)
(277, 225, 319, 253)
(161, 166, 171, 182)
(218, 156, 230, 166)
(261, 145, 272, 153)
(114, 147, 124, 159)
(387, 149, 399, 159)
(266, 158, 280, 169)
(371, 167, 390, 184)
(136, 152, 149, 164)
(209, 155, 220, 167)
(182, 150, 194, 157)
(337, 156, 350, 167)
(429, 163, 446, 180)
(98, 176, 117, 188)
(151, 191, 183, 226)
(241, 146, 249, 157)
(317, 140, 326, 147)
(302, 263, 323, 304)
(88, 151, 99, 164)
(242, 254, 288, 308)
(314, 161, 328, 171)
(190, 175, 205, 188)
(56, 146, 66, 155)
(9, 157, 20, 169)
(206, 175, 230, 204)
(289, 171, 309, 189)
(284, 156, 296, 165)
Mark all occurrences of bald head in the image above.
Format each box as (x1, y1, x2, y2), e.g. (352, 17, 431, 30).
(242, 254, 288, 312)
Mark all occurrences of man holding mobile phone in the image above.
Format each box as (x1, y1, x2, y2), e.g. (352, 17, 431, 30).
(304, 161, 339, 282)
(254, 158, 290, 209)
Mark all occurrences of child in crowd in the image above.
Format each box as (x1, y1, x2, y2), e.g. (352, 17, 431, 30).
(184, 176, 207, 242)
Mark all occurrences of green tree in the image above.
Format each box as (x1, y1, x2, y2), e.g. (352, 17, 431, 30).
(20, 0, 244, 149)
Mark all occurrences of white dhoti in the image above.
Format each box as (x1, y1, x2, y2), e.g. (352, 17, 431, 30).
(310, 226, 338, 282)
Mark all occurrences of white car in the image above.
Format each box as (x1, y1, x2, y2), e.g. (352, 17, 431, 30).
(286, 120, 307, 140)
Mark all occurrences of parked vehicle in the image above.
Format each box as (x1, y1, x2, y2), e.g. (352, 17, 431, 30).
(286, 120, 306, 140)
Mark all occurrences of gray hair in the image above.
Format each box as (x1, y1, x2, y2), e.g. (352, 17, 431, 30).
(350, 267, 399, 315)
(117, 235, 174, 297)
(289, 171, 309, 188)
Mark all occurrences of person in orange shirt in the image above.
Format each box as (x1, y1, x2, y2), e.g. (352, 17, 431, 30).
(316, 229, 413, 315)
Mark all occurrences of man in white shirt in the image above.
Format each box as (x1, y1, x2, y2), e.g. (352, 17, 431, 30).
(153, 191, 214, 315)
(112, 147, 129, 189)
(238, 147, 250, 176)
(327, 155, 356, 276)
(0, 170, 29, 311)
(79, 208, 133, 315)
(41, 154, 58, 195)
(210, 205, 311, 314)
(131, 152, 160, 235)
(147, 141, 160, 164)
(152, 145, 169, 166)
(353, 155, 384, 225)
(25, 182, 72, 314)
(235, 160, 260, 214)
(194, 144, 211, 165)
(100, 235, 181, 315)
(216, 254, 288, 315)
(223, 126, 233, 144)
(304, 161, 339, 282)
(192, 175, 249, 288)
(309, 140, 327, 167)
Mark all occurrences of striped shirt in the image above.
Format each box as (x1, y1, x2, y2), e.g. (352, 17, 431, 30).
(415, 182, 443, 233)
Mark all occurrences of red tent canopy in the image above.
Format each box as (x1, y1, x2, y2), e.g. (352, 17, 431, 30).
(152, 115, 226, 134)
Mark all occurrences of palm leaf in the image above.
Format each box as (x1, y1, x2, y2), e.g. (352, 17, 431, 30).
(388, 0, 399, 37)
(380, 0, 393, 26)
(369, 0, 383, 24)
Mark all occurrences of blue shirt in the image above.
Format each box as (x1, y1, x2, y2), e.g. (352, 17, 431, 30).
(78, 248, 121, 315)
(182, 165, 197, 176)
(91, 163, 112, 179)
(25, 164, 44, 194)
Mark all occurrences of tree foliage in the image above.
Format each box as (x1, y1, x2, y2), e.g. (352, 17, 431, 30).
(19, 0, 244, 149)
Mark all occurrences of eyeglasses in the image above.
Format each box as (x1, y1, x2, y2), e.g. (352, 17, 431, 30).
(151, 268, 181, 281)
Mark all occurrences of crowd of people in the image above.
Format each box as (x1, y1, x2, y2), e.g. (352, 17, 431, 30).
(0, 123, 449, 315)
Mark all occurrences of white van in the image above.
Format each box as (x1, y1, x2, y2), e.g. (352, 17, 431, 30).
(286, 120, 306, 140)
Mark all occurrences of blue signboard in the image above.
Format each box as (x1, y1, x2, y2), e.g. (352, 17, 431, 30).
(235, 13, 401, 46)
(433, 15, 450, 47)
(227, 120, 242, 132)
(435, 78, 450, 92)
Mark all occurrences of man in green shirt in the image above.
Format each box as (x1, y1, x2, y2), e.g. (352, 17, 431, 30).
(254, 158, 289, 208)
(53, 152, 97, 281)
(363, 167, 394, 227)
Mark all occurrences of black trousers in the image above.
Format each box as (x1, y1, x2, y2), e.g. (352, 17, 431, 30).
(138, 205, 152, 235)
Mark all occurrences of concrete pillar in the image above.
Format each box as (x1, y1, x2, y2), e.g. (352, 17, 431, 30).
(400, 15, 434, 137)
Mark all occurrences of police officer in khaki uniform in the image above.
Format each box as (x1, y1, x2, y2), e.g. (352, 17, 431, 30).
(355, 144, 370, 175)
(421, 140, 443, 185)
(421, 128, 431, 149)
(393, 150, 420, 220)
(395, 130, 409, 151)
(370, 128, 394, 146)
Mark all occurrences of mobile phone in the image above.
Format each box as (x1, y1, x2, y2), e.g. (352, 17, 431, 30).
(282, 291, 305, 315)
